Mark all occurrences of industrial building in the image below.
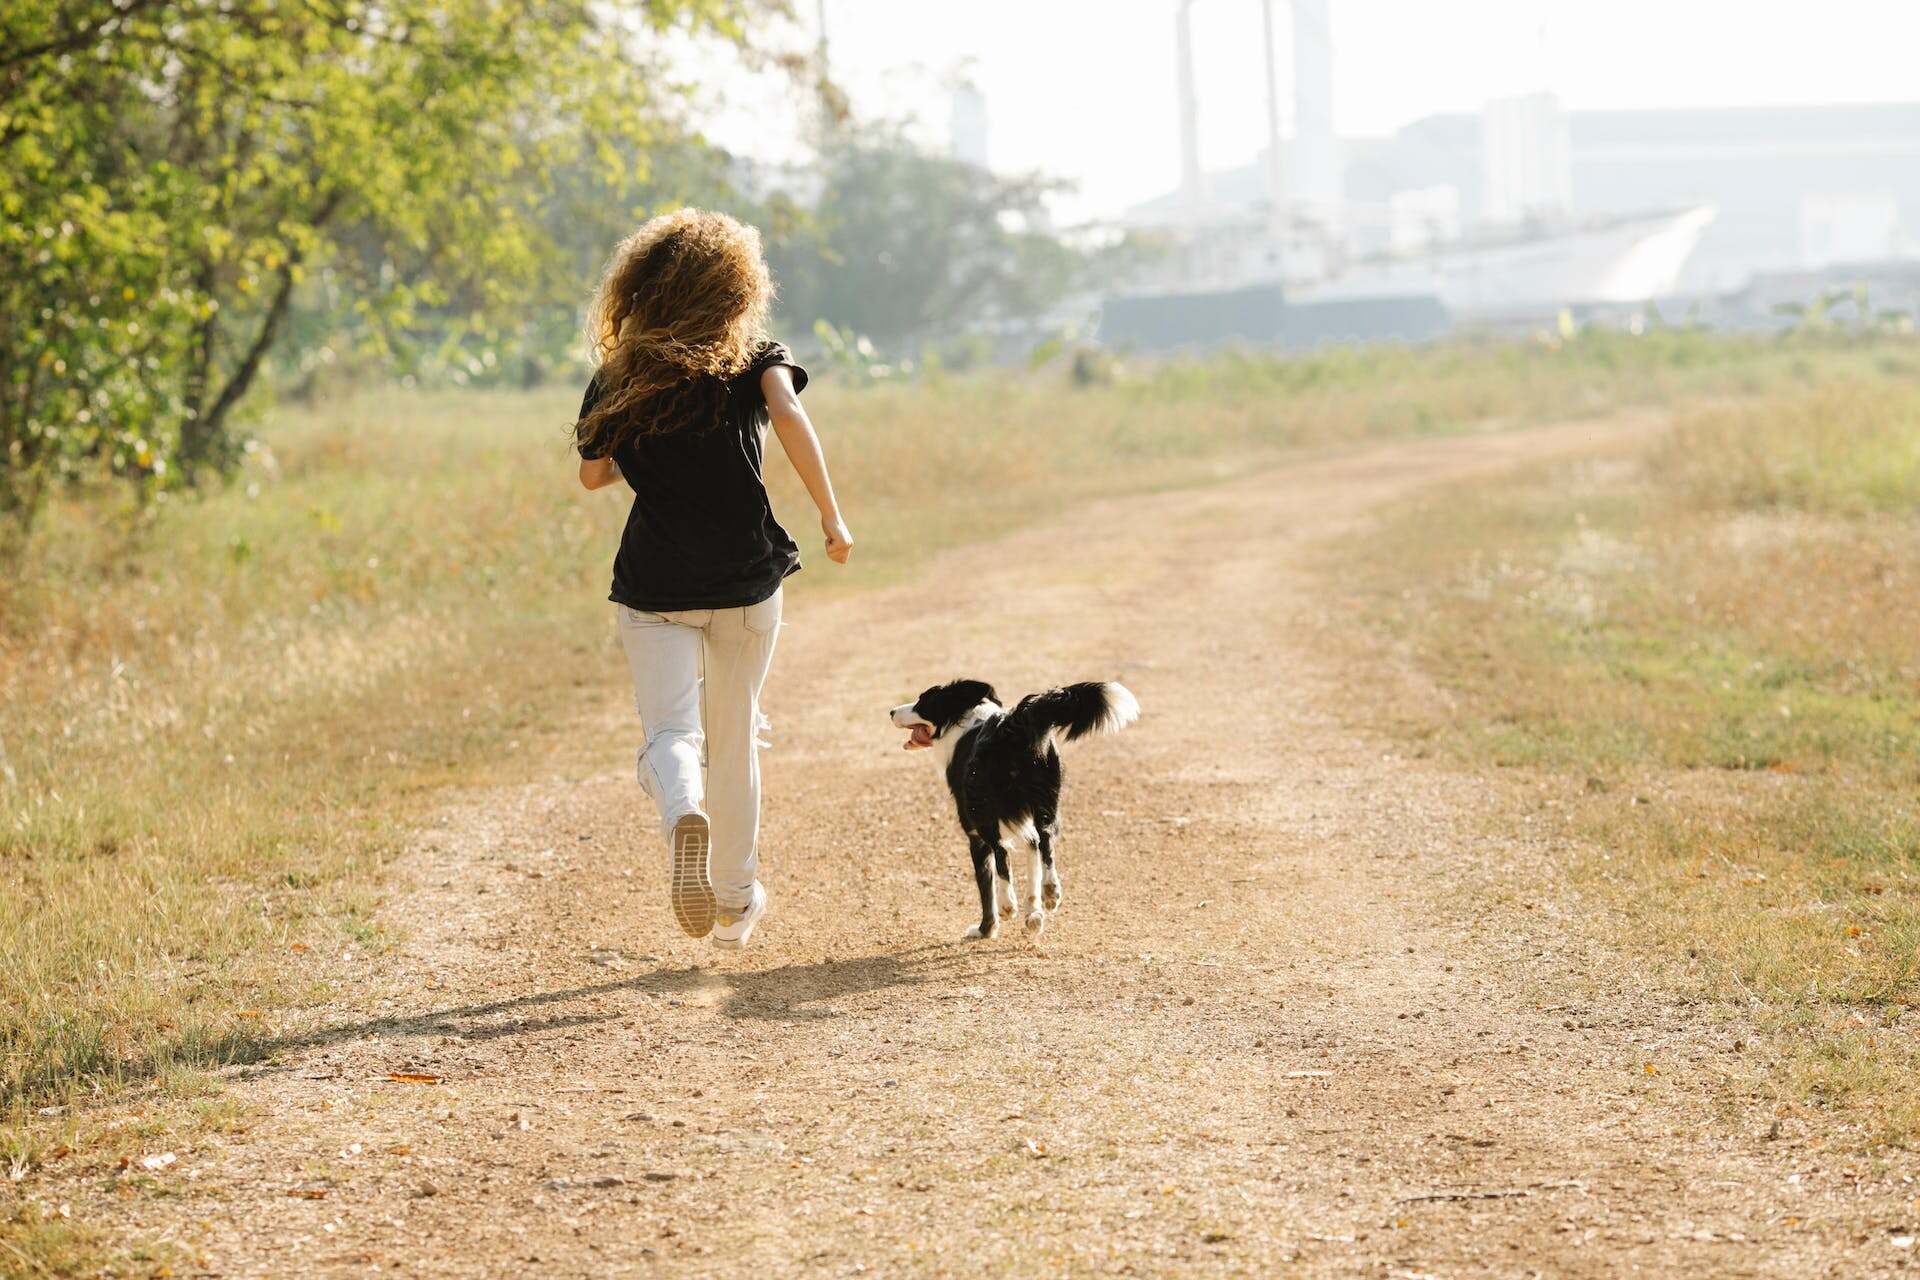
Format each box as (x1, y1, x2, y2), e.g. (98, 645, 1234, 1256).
(1106, 2, 1920, 348)
(1341, 101, 1920, 294)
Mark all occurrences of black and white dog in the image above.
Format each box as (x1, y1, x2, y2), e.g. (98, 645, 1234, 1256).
(890, 679, 1139, 940)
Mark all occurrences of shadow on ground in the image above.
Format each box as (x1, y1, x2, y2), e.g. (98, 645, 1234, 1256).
(209, 943, 990, 1085)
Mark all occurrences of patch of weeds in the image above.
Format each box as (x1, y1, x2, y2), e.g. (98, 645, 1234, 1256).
(0, 1204, 143, 1280)
(1331, 373, 1920, 1145)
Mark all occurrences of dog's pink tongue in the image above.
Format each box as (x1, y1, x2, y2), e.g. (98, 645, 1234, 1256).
(905, 725, 934, 751)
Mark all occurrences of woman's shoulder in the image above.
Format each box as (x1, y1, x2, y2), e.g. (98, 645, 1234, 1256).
(738, 339, 807, 394)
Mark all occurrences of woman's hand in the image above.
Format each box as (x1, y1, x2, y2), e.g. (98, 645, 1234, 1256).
(766, 365, 853, 567)
(822, 515, 854, 564)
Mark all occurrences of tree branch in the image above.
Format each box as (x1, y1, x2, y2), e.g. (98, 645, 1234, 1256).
(193, 190, 344, 452)
(0, 0, 172, 74)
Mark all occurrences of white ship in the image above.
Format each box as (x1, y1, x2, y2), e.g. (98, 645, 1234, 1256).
(1124, 202, 1717, 316)
(1295, 204, 1718, 317)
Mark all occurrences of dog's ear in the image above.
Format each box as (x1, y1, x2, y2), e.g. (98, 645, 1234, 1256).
(950, 678, 998, 708)
(918, 678, 996, 726)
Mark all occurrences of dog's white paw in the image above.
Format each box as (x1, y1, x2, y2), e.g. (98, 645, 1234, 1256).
(1041, 880, 1061, 911)
(1023, 909, 1047, 938)
(964, 923, 995, 941)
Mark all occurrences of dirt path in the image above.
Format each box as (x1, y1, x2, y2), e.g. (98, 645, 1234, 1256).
(59, 418, 1920, 1276)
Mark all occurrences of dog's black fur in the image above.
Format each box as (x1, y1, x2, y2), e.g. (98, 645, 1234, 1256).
(890, 679, 1139, 939)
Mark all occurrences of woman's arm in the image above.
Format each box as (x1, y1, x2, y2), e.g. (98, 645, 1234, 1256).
(764, 364, 852, 564)
(578, 456, 621, 491)
(575, 373, 621, 491)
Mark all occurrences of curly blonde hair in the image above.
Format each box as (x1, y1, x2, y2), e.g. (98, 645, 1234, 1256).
(575, 208, 773, 451)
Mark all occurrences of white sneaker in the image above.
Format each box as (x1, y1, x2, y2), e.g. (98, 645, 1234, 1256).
(710, 882, 767, 950)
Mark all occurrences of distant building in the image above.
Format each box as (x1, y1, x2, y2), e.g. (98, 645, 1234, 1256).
(1482, 93, 1572, 225)
(1348, 102, 1920, 292)
(1801, 193, 1903, 268)
(1569, 105, 1920, 290)
(1388, 185, 1462, 256)
(1139, 102, 1920, 295)
(950, 82, 989, 170)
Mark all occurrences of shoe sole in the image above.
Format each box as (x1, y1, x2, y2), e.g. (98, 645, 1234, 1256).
(669, 814, 716, 938)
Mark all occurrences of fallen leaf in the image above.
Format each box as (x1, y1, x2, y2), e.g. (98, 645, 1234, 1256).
(386, 1072, 444, 1085)
(287, 1188, 328, 1200)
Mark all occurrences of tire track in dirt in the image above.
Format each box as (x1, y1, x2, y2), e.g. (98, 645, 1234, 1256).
(52, 415, 1920, 1276)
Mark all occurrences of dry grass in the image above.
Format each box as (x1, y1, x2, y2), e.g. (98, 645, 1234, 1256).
(0, 331, 1894, 1254)
(1334, 364, 1920, 1145)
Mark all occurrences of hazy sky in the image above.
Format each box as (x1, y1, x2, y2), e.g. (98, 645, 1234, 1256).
(698, 1, 1920, 222)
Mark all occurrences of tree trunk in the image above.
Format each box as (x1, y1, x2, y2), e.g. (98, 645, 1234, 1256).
(179, 190, 341, 475)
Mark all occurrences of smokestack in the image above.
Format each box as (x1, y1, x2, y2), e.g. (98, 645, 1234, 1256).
(1176, 0, 1203, 205)
(1262, 0, 1285, 236)
(1291, 0, 1339, 218)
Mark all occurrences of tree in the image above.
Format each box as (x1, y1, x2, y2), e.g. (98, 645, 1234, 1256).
(764, 127, 1086, 349)
(0, 0, 782, 535)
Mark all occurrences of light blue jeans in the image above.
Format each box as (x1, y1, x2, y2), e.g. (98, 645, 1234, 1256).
(615, 590, 782, 910)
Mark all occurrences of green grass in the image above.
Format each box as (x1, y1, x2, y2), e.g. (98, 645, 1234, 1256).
(0, 1208, 130, 1280)
(0, 329, 1901, 1221)
(1335, 366, 1920, 1145)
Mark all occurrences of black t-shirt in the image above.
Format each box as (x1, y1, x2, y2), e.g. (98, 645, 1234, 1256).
(577, 340, 807, 612)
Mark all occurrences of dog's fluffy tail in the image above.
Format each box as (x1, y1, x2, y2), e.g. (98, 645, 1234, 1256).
(1003, 681, 1139, 752)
